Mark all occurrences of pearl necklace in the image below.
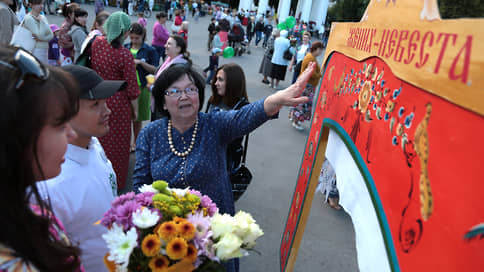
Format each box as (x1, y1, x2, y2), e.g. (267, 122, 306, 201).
(167, 119, 198, 157)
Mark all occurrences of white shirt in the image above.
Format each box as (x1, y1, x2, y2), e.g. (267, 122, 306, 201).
(296, 43, 310, 63)
(37, 138, 117, 272)
(271, 36, 291, 66)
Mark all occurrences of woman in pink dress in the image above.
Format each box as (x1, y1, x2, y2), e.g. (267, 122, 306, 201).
(91, 12, 140, 189)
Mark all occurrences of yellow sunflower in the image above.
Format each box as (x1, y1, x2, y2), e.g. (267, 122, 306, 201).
(177, 221, 196, 240)
(166, 237, 188, 260)
(141, 234, 162, 257)
(183, 243, 198, 263)
(157, 221, 178, 241)
(148, 255, 170, 272)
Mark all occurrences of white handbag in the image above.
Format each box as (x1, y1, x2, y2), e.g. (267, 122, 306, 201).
(10, 20, 36, 52)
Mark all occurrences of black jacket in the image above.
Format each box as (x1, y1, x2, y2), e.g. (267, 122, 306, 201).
(255, 21, 264, 32)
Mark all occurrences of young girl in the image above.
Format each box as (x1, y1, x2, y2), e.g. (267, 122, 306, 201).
(69, 8, 88, 62)
(48, 24, 61, 66)
(177, 21, 189, 44)
(137, 12, 147, 28)
(125, 22, 159, 151)
(59, 3, 79, 65)
(0, 45, 83, 271)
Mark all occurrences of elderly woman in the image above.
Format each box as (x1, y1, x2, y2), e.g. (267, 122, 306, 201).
(259, 29, 279, 84)
(134, 62, 315, 208)
(91, 11, 140, 189)
(133, 62, 315, 271)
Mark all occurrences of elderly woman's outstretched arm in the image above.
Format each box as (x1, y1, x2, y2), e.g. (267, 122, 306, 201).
(263, 62, 316, 116)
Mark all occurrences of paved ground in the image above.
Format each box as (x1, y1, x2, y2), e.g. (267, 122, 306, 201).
(46, 5, 358, 271)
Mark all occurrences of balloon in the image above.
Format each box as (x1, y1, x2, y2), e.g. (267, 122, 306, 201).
(223, 46, 235, 58)
(285, 16, 296, 28)
(277, 22, 287, 30)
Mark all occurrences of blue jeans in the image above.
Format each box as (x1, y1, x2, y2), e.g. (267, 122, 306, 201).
(205, 69, 215, 84)
(255, 31, 262, 45)
(137, 1, 145, 12)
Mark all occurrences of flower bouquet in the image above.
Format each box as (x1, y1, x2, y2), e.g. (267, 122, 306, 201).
(100, 180, 264, 272)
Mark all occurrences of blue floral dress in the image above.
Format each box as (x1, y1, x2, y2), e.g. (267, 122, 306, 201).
(133, 99, 270, 215)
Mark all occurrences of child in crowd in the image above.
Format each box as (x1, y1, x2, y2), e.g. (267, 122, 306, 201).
(48, 24, 61, 66)
(137, 12, 147, 28)
(37, 65, 127, 271)
(177, 21, 189, 44)
(203, 47, 222, 84)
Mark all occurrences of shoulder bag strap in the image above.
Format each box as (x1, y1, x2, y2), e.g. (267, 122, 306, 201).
(241, 133, 249, 165)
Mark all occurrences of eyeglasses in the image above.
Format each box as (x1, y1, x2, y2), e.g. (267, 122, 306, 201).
(0, 49, 49, 89)
(165, 86, 198, 97)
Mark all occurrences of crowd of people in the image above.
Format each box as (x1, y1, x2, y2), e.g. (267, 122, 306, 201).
(0, 1, 337, 271)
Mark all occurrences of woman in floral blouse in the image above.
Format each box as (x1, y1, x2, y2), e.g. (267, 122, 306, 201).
(0, 46, 83, 271)
(91, 12, 140, 189)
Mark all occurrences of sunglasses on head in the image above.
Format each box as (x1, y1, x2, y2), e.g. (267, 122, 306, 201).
(0, 48, 49, 90)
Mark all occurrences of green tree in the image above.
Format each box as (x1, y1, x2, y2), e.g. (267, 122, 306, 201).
(327, 0, 369, 23)
(438, 0, 484, 19)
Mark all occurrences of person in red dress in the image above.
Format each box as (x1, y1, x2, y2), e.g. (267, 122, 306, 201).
(91, 12, 139, 189)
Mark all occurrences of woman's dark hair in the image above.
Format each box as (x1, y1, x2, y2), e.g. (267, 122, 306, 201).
(169, 34, 192, 65)
(156, 11, 167, 19)
(29, 0, 42, 5)
(310, 41, 324, 52)
(152, 64, 205, 118)
(129, 22, 146, 42)
(72, 8, 88, 27)
(209, 63, 248, 108)
(218, 19, 231, 32)
(91, 11, 110, 31)
(0, 45, 81, 271)
(111, 33, 125, 49)
(61, 3, 79, 19)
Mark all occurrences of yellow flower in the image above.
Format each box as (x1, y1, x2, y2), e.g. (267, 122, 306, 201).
(172, 216, 187, 224)
(148, 255, 170, 272)
(177, 221, 196, 241)
(157, 221, 178, 241)
(183, 243, 198, 263)
(166, 237, 188, 260)
(141, 234, 162, 257)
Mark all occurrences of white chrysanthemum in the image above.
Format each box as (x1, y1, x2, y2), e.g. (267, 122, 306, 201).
(132, 208, 160, 229)
(102, 224, 138, 266)
(211, 213, 235, 239)
(139, 184, 159, 193)
(167, 187, 190, 197)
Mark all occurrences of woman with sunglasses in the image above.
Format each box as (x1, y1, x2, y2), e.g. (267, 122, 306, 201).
(91, 12, 139, 190)
(133, 62, 316, 272)
(0, 46, 84, 271)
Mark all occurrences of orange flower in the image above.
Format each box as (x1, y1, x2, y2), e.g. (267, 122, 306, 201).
(103, 253, 116, 272)
(184, 243, 198, 263)
(166, 237, 188, 260)
(141, 234, 162, 257)
(157, 221, 178, 241)
(172, 216, 187, 224)
(177, 221, 196, 240)
(149, 255, 170, 272)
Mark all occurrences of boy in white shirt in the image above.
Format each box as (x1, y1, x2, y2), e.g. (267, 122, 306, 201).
(37, 65, 126, 272)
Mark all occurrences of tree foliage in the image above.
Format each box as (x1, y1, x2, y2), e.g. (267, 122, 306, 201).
(327, 0, 484, 23)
